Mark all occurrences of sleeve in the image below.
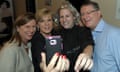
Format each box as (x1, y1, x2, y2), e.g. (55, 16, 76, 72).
(0, 47, 17, 72)
(79, 27, 94, 49)
(31, 32, 45, 72)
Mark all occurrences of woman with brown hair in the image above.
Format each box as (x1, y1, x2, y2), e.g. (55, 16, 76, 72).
(0, 13, 36, 72)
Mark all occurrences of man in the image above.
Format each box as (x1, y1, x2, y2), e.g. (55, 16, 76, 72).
(79, 1, 120, 72)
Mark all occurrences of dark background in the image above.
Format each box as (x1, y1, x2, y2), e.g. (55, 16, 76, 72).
(25, 0, 90, 13)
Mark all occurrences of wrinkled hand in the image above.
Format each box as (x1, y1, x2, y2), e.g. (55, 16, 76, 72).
(40, 52, 70, 72)
(74, 53, 93, 72)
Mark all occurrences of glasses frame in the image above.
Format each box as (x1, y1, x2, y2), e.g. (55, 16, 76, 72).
(80, 9, 98, 16)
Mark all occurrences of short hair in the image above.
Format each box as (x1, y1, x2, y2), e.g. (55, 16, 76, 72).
(35, 8, 59, 31)
(80, 1, 100, 11)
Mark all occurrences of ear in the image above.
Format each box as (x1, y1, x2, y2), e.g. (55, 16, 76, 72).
(16, 26, 20, 32)
(97, 10, 102, 17)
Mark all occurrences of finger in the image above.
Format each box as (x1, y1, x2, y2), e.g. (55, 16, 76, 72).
(74, 54, 84, 71)
(80, 56, 87, 69)
(48, 52, 60, 69)
(83, 58, 92, 70)
(60, 55, 66, 71)
(55, 55, 62, 71)
(87, 60, 93, 70)
(40, 52, 47, 70)
(64, 57, 70, 71)
(41, 52, 46, 64)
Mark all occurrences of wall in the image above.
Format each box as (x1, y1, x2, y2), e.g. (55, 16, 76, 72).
(35, 0, 66, 13)
(92, 0, 120, 27)
(13, 0, 120, 27)
(13, 0, 26, 17)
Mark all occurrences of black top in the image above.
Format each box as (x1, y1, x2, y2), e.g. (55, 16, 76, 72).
(31, 30, 59, 72)
(31, 31, 45, 72)
(59, 25, 94, 72)
(31, 25, 94, 72)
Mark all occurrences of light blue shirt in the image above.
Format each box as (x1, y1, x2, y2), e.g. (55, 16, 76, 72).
(91, 19, 120, 72)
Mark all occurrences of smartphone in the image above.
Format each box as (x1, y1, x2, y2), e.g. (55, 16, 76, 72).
(45, 35, 62, 65)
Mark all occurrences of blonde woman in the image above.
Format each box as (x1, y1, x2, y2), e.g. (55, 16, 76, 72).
(31, 8, 70, 72)
(57, 1, 94, 72)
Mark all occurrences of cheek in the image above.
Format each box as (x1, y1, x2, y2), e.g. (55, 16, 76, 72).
(18, 29, 25, 38)
(60, 18, 63, 23)
(39, 24, 44, 28)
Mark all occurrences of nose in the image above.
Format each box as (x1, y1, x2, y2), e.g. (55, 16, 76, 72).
(63, 17, 67, 22)
(45, 21, 49, 25)
(30, 27, 36, 33)
(81, 13, 89, 20)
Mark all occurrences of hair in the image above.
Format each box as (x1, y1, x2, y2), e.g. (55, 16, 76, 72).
(36, 8, 53, 22)
(9, 13, 36, 46)
(80, 1, 100, 13)
(0, 0, 10, 8)
(35, 8, 59, 30)
(57, 1, 80, 25)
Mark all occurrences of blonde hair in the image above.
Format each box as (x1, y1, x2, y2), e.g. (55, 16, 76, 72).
(36, 8, 59, 30)
(57, 1, 80, 25)
(36, 8, 53, 22)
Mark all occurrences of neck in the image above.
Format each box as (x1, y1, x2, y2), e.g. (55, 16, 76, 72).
(40, 32, 51, 38)
(22, 40, 28, 46)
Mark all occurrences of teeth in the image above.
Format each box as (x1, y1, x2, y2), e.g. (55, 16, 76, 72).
(63, 23, 68, 25)
(84, 19, 90, 22)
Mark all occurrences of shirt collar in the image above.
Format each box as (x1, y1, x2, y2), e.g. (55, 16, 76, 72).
(93, 19, 105, 33)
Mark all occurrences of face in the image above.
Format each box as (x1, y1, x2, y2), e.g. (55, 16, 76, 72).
(80, 5, 101, 30)
(59, 8, 75, 29)
(17, 19, 36, 43)
(38, 15, 53, 35)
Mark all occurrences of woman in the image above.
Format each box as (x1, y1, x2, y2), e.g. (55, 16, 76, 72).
(0, 13, 36, 72)
(31, 8, 69, 72)
(57, 1, 94, 72)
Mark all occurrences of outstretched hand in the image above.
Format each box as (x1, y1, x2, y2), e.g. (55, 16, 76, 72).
(74, 53, 93, 72)
(40, 52, 70, 72)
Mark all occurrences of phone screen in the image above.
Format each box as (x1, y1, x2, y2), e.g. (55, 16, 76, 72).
(45, 35, 62, 65)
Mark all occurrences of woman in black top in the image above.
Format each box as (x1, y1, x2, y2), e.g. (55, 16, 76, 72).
(31, 8, 70, 72)
(57, 1, 94, 72)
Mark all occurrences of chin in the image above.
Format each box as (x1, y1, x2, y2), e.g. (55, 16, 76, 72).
(27, 36, 33, 40)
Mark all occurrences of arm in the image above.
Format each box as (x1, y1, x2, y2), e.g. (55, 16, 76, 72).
(83, 45, 93, 57)
(74, 27, 94, 71)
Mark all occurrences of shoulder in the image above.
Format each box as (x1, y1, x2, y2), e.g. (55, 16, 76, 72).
(0, 42, 20, 66)
(0, 42, 19, 56)
(32, 31, 45, 42)
(105, 24, 120, 37)
(77, 26, 91, 33)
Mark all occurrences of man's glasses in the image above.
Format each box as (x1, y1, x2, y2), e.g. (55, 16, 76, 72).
(80, 9, 98, 16)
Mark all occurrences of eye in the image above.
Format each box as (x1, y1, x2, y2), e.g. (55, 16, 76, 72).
(60, 16, 64, 18)
(48, 19, 52, 22)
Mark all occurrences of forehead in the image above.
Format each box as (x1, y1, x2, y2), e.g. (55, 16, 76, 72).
(23, 19, 36, 26)
(41, 14, 52, 20)
(81, 5, 95, 11)
(60, 8, 72, 15)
